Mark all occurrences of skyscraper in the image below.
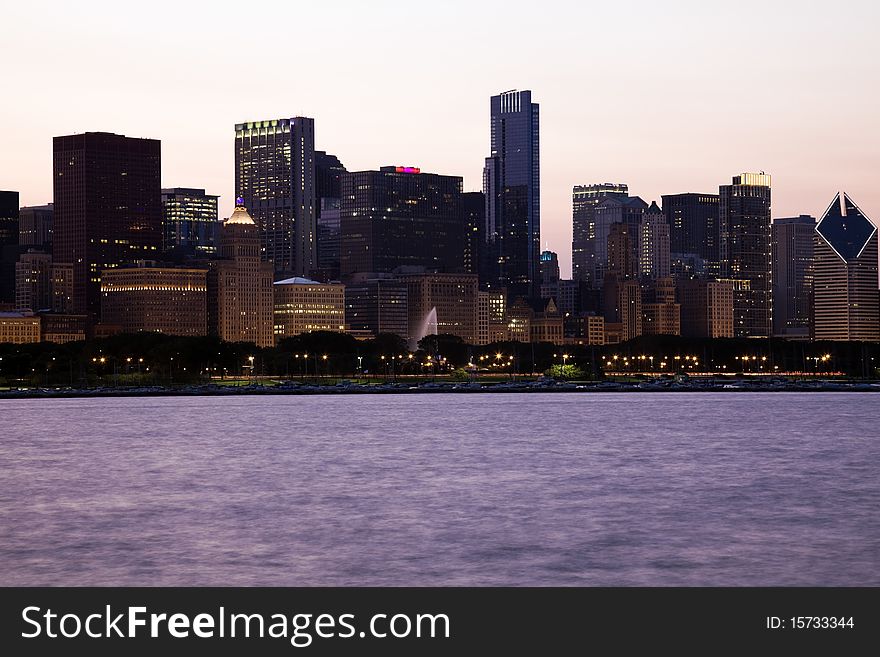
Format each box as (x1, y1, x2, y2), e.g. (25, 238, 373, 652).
(0, 190, 22, 304)
(813, 193, 879, 341)
(161, 188, 220, 254)
(772, 215, 815, 339)
(462, 191, 485, 279)
(572, 183, 628, 282)
(639, 201, 671, 281)
(719, 172, 772, 338)
(208, 202, 275, 347)
(483, 89, 540, 299)
(18, 204, 53, 250)
(235, 117, 316, 277)
(314, 151, 346, 281)
(53, 132, 162, 316)
(339, 167, 465, 277)
(583, 195, 648, 288)
(539, 249, 560, 285)
(661, 193, 721, 276)
(0, 190, 19, 247)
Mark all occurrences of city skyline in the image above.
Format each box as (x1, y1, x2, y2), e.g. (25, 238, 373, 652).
(3, 1, 879, 279)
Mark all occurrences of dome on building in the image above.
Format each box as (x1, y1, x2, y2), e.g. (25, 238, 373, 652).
(226, 198, 255, 225)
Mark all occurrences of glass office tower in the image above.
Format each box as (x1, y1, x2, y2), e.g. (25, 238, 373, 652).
(483, 90, 540, 301)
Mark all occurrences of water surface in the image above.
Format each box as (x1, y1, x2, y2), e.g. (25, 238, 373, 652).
(1, 392, 877, 585)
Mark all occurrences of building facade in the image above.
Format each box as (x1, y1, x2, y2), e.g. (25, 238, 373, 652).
(719, 172, 772, 338)
(344, 277, 409, 341)
(161, 188, 220, 255)
(483, 89, 540, 299)
(398, 273, 478, 346)
(639, 201, 671, 281)
(339, 167, 465, 277)
(678, 279, 734, 338)
(18, 204, 53, 250)
(53, 132, 162, 317)
(813, 193, 879, 341)
(273, 277, 345, 341)
(235, 118, 316, 277)
(661, 193, 721, 277)
(0, 312, 40, 344)
(209, 203, 275, 347)
(101, 265, 208, 336)
(772, 215, 815, 339)
(15, 251, 52, 312)
(572, 183, 628, 283)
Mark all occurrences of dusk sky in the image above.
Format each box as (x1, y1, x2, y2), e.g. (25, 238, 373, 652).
(2, 0, 878, 277)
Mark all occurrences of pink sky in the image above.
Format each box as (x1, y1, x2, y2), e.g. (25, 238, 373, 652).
(2, 1, 878, 277)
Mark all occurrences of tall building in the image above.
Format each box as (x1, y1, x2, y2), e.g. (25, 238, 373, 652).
(539, 249, 560, 285)
(339, 167, 465, 277)
(208, 202, 275, 347)
(607, 222, 638, 281)
(462, 191, 485, 279)
(639, 201, 671, 281)
(0, 191, 21, 305)
(18, 204, 53, 250)
(314, 151, 346, 282)
(582, 195, 648, 288)
(344, 276, 409, 341)
(477, 290, 507, 345)
(15, 251, 52, 312)
(772, 215, 815, 339)
(679, 279, 734, 338)
(483, 89, 540, 299)
(572, 183, 628, 282)
(315, 197, 342, 281)
(235, 117, 316, 277)
(661, 193, 721, 276)
(397, 272, 478, 346)
(101, 265, 208, 336)
(53, 132, 162, 316)
(161, 188, 220, 255)
(641, 277, 680, 336)
(273, 277, 345, 341)
(813, 193, 879, 341)
(0, 191, 18, 246)
(719, 172, 772, 338)
(602, 274, 642, 342)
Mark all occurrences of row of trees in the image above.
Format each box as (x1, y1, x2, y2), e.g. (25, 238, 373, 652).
(1, 331, 878, 387)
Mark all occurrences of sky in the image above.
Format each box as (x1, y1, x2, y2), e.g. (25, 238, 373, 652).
(2, 0, 878, 278)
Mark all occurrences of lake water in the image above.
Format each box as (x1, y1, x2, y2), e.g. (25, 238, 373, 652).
(1, 392, 877, 586)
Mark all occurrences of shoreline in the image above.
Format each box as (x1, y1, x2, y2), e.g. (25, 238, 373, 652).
(2, 379, 879, 399)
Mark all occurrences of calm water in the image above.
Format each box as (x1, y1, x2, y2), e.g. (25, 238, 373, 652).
(1, 393, 878, 586)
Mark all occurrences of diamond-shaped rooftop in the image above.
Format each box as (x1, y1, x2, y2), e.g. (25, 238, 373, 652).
(815, 193, 877, 262)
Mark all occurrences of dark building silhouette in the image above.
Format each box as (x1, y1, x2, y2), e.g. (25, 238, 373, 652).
(572, 183, 628, 283)
(661, 193, 720, 277)
(314, 151, 346, 282)
(53, 132, 162, 316)
(235, 117, 316, 277)
(462, 191, 484, 280)
(483, 89, 540, 299)
(539, 249, 560, 285)
(339, 167, 465, 277)
(0, 191, 21, 304)
(344, 276, 409, 340)
(582, 195, 648, 288)
(161, 188, 219, 255)
(315, 151, 346, 200)
(813, 193, 879, 341)
(719, 172, 772, 338)
(18, 203, 53, 250)
(772, 215, 815, 339)
(0, 190, 19, 247)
